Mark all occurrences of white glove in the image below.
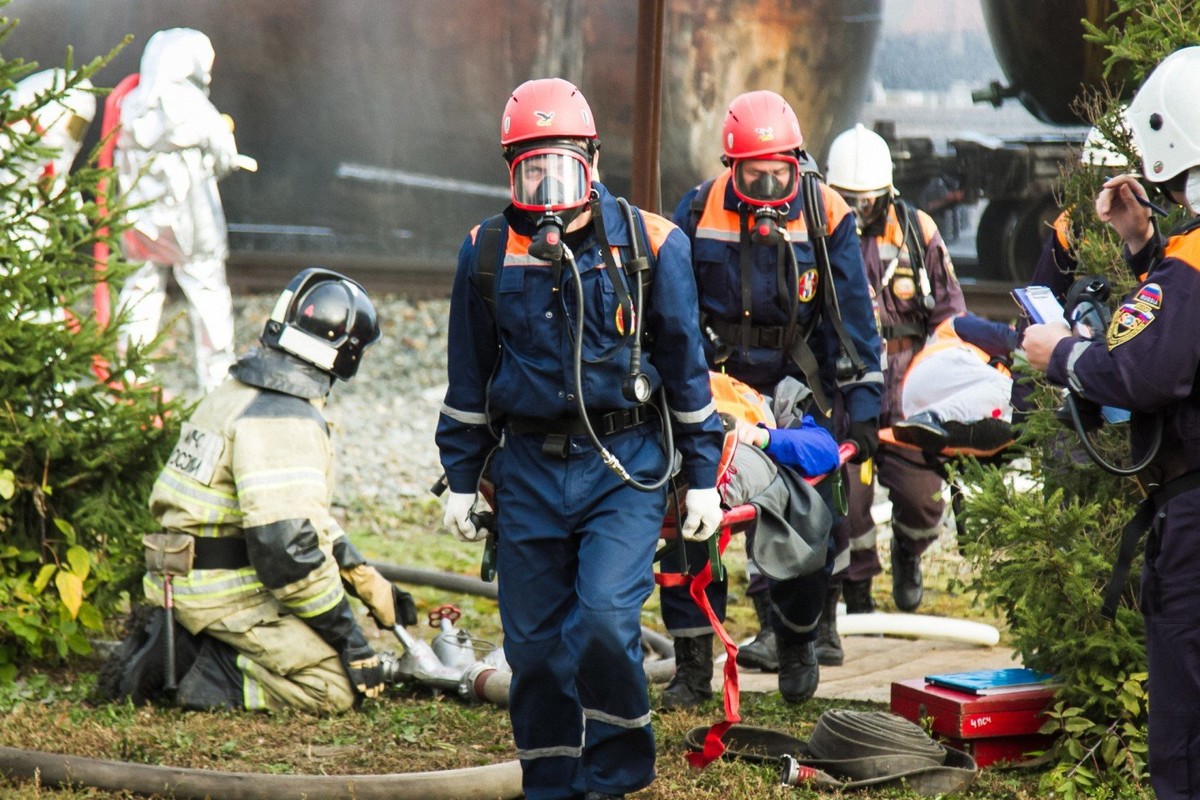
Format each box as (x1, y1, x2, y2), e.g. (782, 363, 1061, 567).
(680, 487, 723, 542)
(443, 491, 487, 542)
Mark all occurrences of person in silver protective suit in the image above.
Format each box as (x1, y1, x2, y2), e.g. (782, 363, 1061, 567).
(114, 28, 250, 392)
(102, 268, 418, 713)
(3, 68, 97, 257)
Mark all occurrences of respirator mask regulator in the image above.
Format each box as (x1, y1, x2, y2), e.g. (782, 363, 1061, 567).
(1056, 274, 1161, 475)
(507, 139, 595, 261)
(729, 154, 801, 245)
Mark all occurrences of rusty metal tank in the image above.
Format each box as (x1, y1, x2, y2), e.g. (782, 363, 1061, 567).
(4, 0, 881, 279)
(979, 0, 1123, 125)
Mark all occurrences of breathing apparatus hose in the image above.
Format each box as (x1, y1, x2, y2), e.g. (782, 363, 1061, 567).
(564, 244, 674, 492)
(1060, 276, 1163, 476)
(1063, 392, 1163, 476)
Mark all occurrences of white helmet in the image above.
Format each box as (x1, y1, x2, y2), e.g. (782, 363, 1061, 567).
(826, 123, 893, 193)
(1127, 46, 1200, 185)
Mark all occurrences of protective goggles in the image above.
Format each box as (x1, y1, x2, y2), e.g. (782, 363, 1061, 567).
(731, 155, 800, 207)
(509, 147, 592, 213)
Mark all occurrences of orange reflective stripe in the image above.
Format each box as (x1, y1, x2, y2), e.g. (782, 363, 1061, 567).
(1164, 230, 1200, 272)
(820, 183, 853, 233)
(906, 316, 1007, 377)
(882, 203, 936, 248)
(639, 210, 677, 258)
(696, 170, 820, 241)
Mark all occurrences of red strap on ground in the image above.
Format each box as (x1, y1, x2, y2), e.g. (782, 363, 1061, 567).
(652, 524, 742, 769)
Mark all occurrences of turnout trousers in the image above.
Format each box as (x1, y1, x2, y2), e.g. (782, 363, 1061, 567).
(493, 425, 667, 800)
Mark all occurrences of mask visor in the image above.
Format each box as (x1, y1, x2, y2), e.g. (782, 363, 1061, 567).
(837, 188, 890, 229)
(731, 155, 799, 207)
(510, 148, 591, 213)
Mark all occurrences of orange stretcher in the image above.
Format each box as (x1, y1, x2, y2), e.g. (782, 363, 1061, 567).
(878, 426, 1012, 459)
(656, 441, 858, 768)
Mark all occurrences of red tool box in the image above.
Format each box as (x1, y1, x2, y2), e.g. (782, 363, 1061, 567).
(890, 678, 1059, 768)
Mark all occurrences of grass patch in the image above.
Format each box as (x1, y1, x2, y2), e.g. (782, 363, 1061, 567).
(0, 496, 1148, 798)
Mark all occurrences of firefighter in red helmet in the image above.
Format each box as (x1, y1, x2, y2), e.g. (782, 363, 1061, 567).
(658, 90, 881, 708)
(437, 78, 723, 800)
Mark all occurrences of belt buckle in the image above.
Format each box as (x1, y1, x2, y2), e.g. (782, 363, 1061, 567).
(758, 328, 783, 349)
(542, 433, 569, 458)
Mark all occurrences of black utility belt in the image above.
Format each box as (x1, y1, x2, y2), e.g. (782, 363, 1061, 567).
(192, 535, 251, 570)
(707, 318, 789, 349)
(508, 405, 651, 438)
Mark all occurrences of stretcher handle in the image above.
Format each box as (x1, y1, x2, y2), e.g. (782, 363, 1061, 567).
(718, 440, 857, 528)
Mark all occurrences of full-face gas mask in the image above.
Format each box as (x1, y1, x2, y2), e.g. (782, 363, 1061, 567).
(838, 188, 891, 234)
(507, 139, 593, 261)
(729, 155, 800, 245)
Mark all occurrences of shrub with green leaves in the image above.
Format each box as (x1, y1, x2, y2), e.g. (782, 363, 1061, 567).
(955, 2, 1198, 794)
(0, 16, 183, 681)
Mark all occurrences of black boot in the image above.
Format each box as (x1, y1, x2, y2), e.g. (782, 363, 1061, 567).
(97, 606, 201, 706)
(584, 793, 626, 800)
(660, 634, 714, 710)
(778, 640, 819, 704)
(842, 577, 875, 614)
(892, 544, 924, 612)
(176, 637, 244, 711)
(735, 592, 779, 672)
(814, 585, 844, 667)
(892, 411, 949, 452)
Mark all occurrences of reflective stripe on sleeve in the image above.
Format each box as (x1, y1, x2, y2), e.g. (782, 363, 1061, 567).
(154, 470, 241, 514)
(1065, 340, 1092, 397)
(440, 403, 490, 426)
(670, 399, 717, 425)
(284, 579, 346, 619)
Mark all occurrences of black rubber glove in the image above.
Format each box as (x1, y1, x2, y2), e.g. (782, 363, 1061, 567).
(340, 643, 384, 699)
(846, 419, 879, 463)
(389, 585, 418, 628)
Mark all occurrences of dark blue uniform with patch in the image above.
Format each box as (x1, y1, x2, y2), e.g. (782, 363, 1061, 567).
(659, 171, 882, 646)
(1047, 220, 1200, 799)
(437, 183, 722, 800)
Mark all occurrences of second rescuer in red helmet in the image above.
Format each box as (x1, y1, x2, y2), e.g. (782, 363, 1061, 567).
(659, 88, 882, 710)
(721, 89, 806, 208)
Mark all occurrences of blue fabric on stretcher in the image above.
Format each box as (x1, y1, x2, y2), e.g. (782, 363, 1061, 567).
(761, 414, 840, 477)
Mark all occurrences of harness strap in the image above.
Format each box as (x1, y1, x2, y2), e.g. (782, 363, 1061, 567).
(802, 172, 866, 382)
(474, 214, 507, 314)
(1102, 469, 1200, 620)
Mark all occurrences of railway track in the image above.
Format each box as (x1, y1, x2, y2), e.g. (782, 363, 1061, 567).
(228, 256, 1022, 324)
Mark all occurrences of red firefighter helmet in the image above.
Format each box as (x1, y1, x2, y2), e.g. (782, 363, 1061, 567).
(721, 90, 804, 161)
(500, 78, 597, 151)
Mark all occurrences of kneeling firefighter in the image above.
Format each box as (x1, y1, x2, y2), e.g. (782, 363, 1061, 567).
(436, 78, 723, 800)
(103, 269, 418, 713)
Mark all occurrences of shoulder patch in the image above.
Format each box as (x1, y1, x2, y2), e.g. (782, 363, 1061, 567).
(1133, 282, 1162, 309)
(798, 267, 819, 303)
(1107, 286, 1160, 349)
(164, 422, 224, 486)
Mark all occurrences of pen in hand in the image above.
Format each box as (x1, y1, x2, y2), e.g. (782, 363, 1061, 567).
(1105, 175, 1169, 216)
